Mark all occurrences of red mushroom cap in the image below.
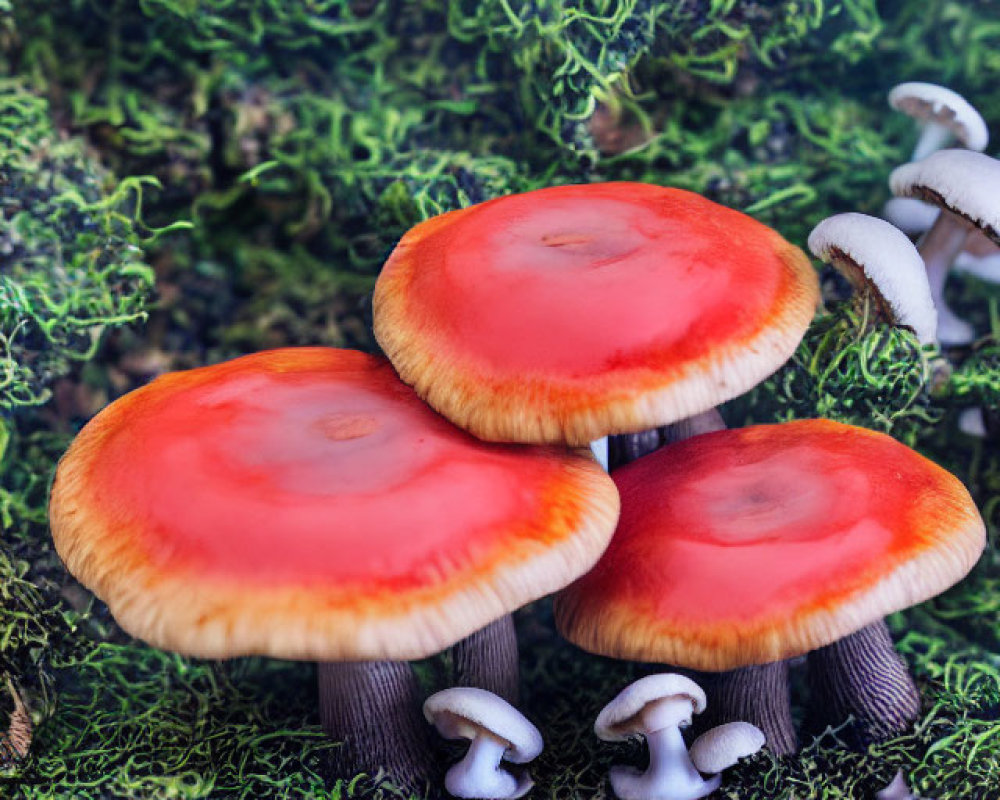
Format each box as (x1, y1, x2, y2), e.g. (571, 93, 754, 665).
(49, 348, 619, 661)
(554, 419, 984, 670)
(374, 182, 819, 445)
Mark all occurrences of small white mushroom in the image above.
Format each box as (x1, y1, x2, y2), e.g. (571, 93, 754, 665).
(424, 688, 543, 800)
(888, 83, 988, 161)
(595, 674, 718, 800)
(807, 213, 937, 345)
(958, 407, 988, 438)
(890, 150, 1000, 345)
(688, 721, 765, 776)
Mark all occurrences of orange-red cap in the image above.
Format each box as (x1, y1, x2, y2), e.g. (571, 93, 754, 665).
(374, 183, 818, 446)
(49, 348, 619, 661)
(554, 419, 984, 670)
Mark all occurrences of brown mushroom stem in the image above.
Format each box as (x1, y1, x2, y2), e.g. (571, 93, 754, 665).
(609, 408, 727, 469)
(318, 660, 436, 790)
(806, 619, 920, 746)
(694, 661, 798, 756)
(451, 615, 520, 704)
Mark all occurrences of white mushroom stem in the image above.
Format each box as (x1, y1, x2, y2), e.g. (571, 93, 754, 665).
(918, 211, 975, 346)
(445, 731, 524, 799)
(912, 123, 954, 162)
(590, 437, 609, 472)
(610, 724, 720, 800)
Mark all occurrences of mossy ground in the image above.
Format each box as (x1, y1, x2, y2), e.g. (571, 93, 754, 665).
(3, 1, 1000, 798)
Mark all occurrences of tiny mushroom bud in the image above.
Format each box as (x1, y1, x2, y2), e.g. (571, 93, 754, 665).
(688, 721, 765, 776)
(876, 770, 921, 800)
(888, 82, 988, 161)
(958, 407, 988, 438)
(424, 688, 543, 800)
(594, 674, 719, 800)
(808, 212, 937, 345)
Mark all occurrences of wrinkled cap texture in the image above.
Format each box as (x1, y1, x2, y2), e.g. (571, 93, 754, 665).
(888, 82, 989, 151)
(890, 150, 1000, 245)
(373, 182, 819, 446)
(594, 674, 707, 742)
(808, 212, 937, 344)
(555, 419, 985, 671)
(49, 348, 620, 661)
(424, 687, 544, 762)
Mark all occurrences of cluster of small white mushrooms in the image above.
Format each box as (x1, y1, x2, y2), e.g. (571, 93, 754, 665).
(595, 674, 764, 800)
(881, 82, 999, 347)
(421, 676, 764, 800)
(812, 82, 998, 440)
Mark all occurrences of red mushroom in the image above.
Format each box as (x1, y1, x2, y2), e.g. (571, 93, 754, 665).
(48, 348, 619, 789)
(373, 182, 819, 458)
(555, 420, 985, 753)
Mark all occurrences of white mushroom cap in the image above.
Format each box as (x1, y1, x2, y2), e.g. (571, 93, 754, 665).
(689, 722, 766, 775)
(889, 82, 988, 152)
(424, 688, 543, 763)
(883, 197, 939, 236)
(595, 674, 707, 742)
(807, 212, 937, 344)
(890, 150, 1000, 244)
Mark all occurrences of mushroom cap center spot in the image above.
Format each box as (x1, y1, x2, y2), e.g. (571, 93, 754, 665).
(312, 413, 381, 441)
(541, 233, 595, 247)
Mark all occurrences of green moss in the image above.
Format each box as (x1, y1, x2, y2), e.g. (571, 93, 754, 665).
(728, 304, 941, 446)
(0, 82, 163, 411)
(3, 0, 1000, 798)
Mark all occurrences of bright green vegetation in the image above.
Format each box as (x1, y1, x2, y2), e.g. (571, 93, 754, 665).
(0, 83, 163, 412)
(2, 0, 1000, 798)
